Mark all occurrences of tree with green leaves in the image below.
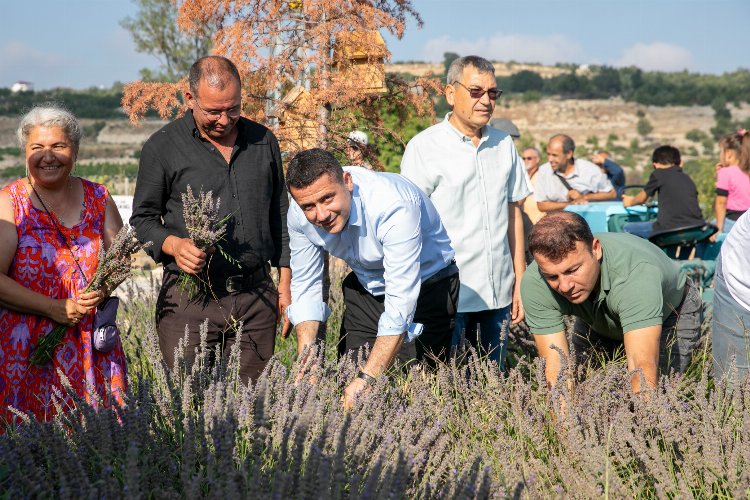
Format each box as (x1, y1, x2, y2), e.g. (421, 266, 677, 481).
(120, 0, 214, 82)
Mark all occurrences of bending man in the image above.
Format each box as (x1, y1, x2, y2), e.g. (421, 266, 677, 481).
(285, 149, 458, 408)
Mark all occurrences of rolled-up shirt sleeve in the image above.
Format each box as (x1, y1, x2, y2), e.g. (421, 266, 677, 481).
(286, 207, 330, 325)
(377, 200, 424, 342)
(130, 140, 171, 262)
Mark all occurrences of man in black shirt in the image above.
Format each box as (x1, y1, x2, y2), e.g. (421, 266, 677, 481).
(622, 145, 704, 239)
(131, 56, 291, 381)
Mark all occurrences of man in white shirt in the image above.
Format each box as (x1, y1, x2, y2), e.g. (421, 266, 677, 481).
(285, 148, 458, 408)
(534, 134, 616, 212)
(401, 55, 532, 367)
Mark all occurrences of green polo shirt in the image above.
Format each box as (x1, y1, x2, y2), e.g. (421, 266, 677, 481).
(521, 233, 686, 341)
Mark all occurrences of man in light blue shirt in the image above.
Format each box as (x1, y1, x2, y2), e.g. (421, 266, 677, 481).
(401, 55, 532, 367)
(285, 149, 458, 408)
(534, 134, 616, 212)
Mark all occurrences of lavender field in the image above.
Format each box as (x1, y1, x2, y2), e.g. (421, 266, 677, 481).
(1, 279, 748, 498)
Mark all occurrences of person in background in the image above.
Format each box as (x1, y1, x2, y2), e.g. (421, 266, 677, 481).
(401, 55, 531, 368)
(131, 56, 291, 383)
(622, 145, 704, 239)
(521, 147, 544, 225)
(521, 211, 703, 394)
(285, 149, 458, 409)
(0, 104, 127, 424)
(712, 210, 750, 380)
(712, 129, 750, 236)
(591, 151, 626, 200)
(345, 130, 372, 169)
(534, 134, 616, 212)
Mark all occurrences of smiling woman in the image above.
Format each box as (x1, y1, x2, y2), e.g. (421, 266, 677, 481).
(0, 104, 128, 427)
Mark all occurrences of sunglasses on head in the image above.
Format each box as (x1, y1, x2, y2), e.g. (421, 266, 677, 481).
(452, 81, 502, 100)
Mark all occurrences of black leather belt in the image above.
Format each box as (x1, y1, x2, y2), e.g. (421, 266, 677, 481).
(423, 260, 459, 287)
(223, 265, 269, 293)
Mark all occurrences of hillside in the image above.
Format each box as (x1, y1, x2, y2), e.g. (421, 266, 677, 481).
(387, 61, 573, 79)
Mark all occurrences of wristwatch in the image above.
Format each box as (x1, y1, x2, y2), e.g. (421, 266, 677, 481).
(357, 370, 377, 386)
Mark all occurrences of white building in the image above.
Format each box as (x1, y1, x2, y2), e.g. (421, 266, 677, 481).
(11, 81, 33, 93)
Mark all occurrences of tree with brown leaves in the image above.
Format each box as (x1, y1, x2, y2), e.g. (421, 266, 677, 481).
(122, 0, 442, 157)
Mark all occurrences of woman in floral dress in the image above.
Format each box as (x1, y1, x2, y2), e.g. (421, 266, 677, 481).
(0, 105, 128, 426)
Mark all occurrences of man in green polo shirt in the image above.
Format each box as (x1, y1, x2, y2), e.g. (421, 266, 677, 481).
(521, 211, 702, 393)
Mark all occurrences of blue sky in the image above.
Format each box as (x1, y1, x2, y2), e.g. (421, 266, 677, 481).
(2, 0, 748, 89)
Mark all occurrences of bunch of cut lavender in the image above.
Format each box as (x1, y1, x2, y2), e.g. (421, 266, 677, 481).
(30, 226, 152, 366)
(178, 185, 239, 297)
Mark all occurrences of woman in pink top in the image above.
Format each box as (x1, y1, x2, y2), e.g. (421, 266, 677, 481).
(714, 129, 750, 234)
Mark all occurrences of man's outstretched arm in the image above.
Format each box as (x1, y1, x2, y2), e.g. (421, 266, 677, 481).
(622, 325, 661, 393)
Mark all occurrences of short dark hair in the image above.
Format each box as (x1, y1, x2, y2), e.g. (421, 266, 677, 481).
(188, 56, 241, 96)
(550, 134, 576, 155)
(286, 148, 345, 190)
(529, 211, 594, 262)
(652, 145, 681, 166)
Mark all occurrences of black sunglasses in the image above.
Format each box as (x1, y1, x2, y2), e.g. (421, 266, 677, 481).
(452, 81, 502, 100)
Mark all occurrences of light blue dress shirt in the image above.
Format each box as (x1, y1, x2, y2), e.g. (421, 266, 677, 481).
(286, 167, 455, 341)
(534, 158, 614, 203)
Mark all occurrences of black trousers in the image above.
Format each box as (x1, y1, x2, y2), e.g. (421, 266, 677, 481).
(338, 269, 459, 366)
(156, 271, 278, 382)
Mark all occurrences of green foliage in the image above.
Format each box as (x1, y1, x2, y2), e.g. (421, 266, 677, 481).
(520, 90, 542, 103)
(442, 52, 460, 77)
(0, 86, 125, 119)
(636, 117, 653, 137)
(508, 70, 544, 93)
(83, 120, 107, 139)
(483, 65, 750, 107)
(376, 102, 432, 173)
(683, 157, 718, 217)
(686, 129, 709, 143)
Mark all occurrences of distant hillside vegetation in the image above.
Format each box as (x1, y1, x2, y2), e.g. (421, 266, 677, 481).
(2, 63, 748, 119)
(388, 61, 750, 107)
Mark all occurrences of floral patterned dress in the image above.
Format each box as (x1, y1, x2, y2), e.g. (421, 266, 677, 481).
(0, 178, 127, 425)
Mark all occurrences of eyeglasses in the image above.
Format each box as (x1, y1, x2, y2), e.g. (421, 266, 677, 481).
(523, 156, 537, 161)
(193, 99, 242, 120)
(452, 81, 502, 100)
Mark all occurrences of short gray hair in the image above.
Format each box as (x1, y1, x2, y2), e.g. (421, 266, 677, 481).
(446, 55, 495, 85)
(523, 147, 540, 158)
(17, 104, 82, 153)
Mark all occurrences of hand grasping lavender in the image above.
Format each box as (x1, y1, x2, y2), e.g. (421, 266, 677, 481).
(178, 185, 239, 297)
(30, 226, 152, 366)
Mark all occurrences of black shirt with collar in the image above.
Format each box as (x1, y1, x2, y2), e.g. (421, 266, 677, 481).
(131, 111, 290, 283)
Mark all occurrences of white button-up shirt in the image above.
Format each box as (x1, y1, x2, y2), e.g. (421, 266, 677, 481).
(286, 167, 455, 340)
(401, 115, 532, 312)
(534, 159, 614, 202)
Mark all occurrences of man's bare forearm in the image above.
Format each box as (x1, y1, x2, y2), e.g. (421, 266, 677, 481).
(295, 320, 321, 354)
(361, 334, 404, 377)
(507, 202, 526, 277)
(584, 189, 616, 201)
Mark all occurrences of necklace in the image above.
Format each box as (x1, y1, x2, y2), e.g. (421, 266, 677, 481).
(27, 176, 85, 227)
(27, 176, 88, 279)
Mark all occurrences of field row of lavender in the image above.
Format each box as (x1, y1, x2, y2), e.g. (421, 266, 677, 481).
(0, 279, 748, 498)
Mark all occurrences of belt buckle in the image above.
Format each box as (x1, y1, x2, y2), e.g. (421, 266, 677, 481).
(225, 275, 242, 294)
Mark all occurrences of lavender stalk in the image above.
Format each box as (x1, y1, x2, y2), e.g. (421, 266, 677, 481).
(30, 226, 152, 366)
(178, 185, 240, 298)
